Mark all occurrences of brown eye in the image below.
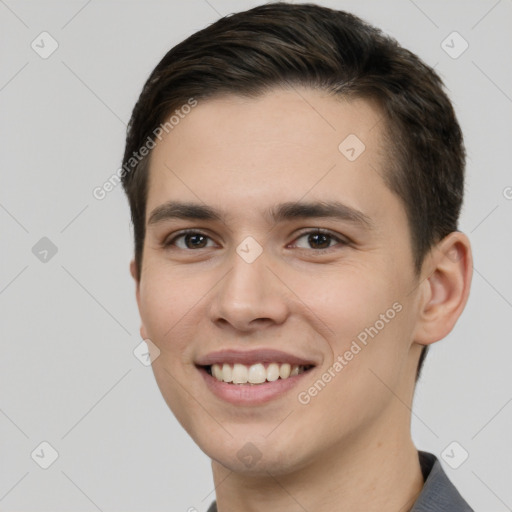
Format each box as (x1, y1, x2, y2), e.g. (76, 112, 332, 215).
(182, 233, 208, 249)
(165, 230, 215, 250)
(291, 229, 347, 252)
(307, 232, 331, 249)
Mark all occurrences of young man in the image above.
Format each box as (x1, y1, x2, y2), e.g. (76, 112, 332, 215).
(121, 3, 473, 510)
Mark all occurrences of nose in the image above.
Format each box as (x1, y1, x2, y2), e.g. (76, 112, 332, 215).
(208, 243, 290, 332)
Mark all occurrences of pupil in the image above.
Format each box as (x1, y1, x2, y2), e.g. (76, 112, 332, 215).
(186, 233, 207, 248)
(309, 233, 330, 249)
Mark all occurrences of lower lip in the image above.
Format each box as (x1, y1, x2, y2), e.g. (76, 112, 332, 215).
(197, 366, 313, 405)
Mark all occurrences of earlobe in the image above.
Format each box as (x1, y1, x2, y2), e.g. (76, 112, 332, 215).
(129, 259, 138, 282)
(130, 259, 140, 298)
(130, 259, 148, 340)
(413, 232, 473, 346)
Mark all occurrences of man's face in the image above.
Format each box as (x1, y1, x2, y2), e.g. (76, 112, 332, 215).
(133, 87, 424, 474)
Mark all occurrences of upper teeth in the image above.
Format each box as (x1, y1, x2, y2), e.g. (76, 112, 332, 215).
(210, 363, 308, 384)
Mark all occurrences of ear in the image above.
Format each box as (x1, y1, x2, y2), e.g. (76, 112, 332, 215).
(130, 259, 148, 340)
(413, 232, 472, 346)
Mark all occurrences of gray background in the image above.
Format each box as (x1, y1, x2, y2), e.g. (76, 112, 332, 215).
(1, 0, 511, 510)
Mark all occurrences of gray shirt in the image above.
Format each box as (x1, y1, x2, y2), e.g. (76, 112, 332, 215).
(206, 451, 474, 511)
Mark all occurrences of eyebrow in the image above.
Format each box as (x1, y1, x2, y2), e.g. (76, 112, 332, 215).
(147, 200, 374, 230)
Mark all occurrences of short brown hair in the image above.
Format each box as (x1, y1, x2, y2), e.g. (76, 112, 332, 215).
(121, 2, 466, 379)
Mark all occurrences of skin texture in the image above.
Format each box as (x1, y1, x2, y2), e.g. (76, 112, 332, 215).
(130, 87, 472, 511)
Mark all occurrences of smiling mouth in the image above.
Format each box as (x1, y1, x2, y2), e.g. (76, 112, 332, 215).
(201, 362, 315, 385)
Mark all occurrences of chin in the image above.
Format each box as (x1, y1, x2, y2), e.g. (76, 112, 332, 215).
(202, 434, 314, 476)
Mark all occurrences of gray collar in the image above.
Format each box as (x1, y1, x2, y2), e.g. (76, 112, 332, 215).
(410, 451, 474, 511)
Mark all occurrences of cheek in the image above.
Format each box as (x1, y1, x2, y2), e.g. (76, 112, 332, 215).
(138, 266, 199, 352)
(301, 302, 414, 432)
(309, 264, 413, 386)
(300, 263, 404, 341)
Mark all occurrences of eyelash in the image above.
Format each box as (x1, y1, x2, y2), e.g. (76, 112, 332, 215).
(163, 228, 349, 253)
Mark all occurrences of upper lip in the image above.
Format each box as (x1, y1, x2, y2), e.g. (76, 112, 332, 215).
(195, 349, 317, 367)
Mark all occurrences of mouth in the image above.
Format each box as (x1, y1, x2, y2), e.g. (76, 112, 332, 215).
(194, 348, 318, 405)
(196, 361, 316, 406)
(200, 362, 315, 385)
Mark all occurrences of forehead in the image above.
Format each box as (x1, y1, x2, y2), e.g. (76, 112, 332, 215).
(151, 87, 386, 169)
(145, 87, 402, 230)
